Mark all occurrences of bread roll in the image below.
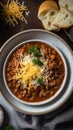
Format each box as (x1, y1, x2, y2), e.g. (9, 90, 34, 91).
(38, 0, 59, 31)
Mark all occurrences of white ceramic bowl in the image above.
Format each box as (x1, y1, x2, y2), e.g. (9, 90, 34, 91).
(3, 39, 68, 106)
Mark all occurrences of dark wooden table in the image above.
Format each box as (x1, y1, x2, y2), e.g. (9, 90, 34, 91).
(0, 0, 73, 50)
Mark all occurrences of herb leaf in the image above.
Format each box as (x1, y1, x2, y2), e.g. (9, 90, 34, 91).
(28, 45, 40, 57)
(37, 78, 43, 84)
(5, 125, 14, 130)
(33, 58, 43, 66)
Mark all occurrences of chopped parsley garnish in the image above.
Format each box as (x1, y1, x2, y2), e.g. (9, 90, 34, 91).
(33, 58, 43, 66)
(29, 45, 43, 67)
(28, 45, 41, 57)
(37, 78, 43, 84)
(5, 125, 14, 130)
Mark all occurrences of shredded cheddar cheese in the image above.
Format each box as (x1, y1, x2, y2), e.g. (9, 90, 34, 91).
(13, 60, 42, 85)
(0, 0, 28, 26)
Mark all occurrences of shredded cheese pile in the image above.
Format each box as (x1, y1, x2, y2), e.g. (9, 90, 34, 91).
(0, 0, 28, 26)
(12, 55, 42, 84)
(13, 59, 42, 85)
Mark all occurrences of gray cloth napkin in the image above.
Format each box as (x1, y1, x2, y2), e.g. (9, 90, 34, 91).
(63, 26, 73, 42)
(14, 94, 73, 130)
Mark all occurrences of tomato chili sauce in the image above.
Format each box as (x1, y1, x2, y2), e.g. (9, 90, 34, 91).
(6, 42, 65, 103)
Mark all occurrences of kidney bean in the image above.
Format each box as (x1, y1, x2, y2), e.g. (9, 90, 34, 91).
(26, 93, 32, 98)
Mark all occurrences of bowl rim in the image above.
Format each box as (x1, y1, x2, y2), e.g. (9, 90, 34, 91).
(3, 39, 68, 106)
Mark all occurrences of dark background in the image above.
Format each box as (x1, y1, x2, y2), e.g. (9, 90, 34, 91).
(0, 0, 73, 49)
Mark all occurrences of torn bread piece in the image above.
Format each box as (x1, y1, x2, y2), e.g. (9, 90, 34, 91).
(52, 7, 73, 29)
(59, 0, 73, 13)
